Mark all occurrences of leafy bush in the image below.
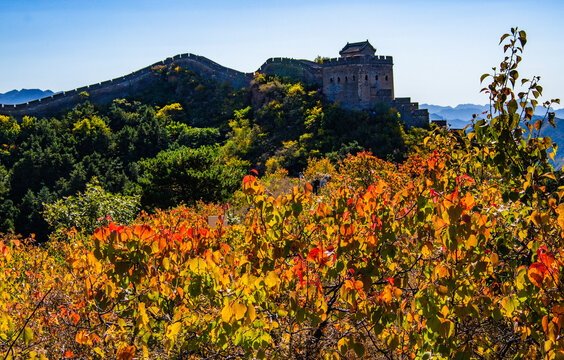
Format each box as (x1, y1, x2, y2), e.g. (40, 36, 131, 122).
(43, 180, 140, 235)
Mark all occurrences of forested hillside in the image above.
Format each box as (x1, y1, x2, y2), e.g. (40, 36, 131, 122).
(0, 66, 409, 240)
(2, 28, 563, 360)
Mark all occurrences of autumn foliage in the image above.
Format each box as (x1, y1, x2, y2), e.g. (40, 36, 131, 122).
(0, 28, 563, 359)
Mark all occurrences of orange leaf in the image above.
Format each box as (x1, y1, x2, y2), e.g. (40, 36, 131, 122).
(528, 263, 547, 288)
(64, 351, 75, 358)
(116, 344, 136, 360)
(70, 312, 80, 325)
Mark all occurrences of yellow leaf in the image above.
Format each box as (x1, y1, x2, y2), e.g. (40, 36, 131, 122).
(557, 204, 564, 230)
(421, 242, 433, 257)
(545, 339, 553, 353)
(135, 303, 150, 331)
(221, 304, 233, 323)
(23, 327, 33, 345)
(500, 296, 518, 316)
(440, 305, 449, 318)
(189, 258, 207, 274)
(247, 304, 256, 322)
(466, 235, 477, 250)
(264, 271, 280, 289)
(166, 322, 182, 340)
(234, 302, 247, 321)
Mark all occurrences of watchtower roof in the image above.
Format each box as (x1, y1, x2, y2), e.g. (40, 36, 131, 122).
(339, 41, 376, 57)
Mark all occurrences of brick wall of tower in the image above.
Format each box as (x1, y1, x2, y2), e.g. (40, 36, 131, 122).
(321, 56, 393, 109)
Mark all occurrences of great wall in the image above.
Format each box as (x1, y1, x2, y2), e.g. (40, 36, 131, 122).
(0, 53, 253, 118)
(0, 41, 429, 127)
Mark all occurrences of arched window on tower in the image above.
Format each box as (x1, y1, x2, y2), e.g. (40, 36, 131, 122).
(345, 76, 348, 82)
(352, 75, 355, 81)
(337, 77, 340, 83)
(375, 75, 379, 81)
(385, 75, 389, 81)
(330, 78, 333, 83)
(365, 75, 368, 81)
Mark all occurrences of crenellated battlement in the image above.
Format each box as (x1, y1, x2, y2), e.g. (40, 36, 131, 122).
(321, 55, 393, 66)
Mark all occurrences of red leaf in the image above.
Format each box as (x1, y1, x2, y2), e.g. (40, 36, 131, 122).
(242, 175, 255, 184)
(296, 269, 304, 286)
(307, 248, 321, 262)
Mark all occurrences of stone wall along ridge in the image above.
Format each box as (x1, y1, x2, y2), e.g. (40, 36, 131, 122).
(0, 52, 252, 117)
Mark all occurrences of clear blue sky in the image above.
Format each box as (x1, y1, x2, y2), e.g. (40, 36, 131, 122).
(1, 0, 562, 107)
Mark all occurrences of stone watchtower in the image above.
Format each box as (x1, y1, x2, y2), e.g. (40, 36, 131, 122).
(322, 41, 394, 109)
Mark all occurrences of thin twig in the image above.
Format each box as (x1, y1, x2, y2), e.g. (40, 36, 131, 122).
(2, 287, 52, 360)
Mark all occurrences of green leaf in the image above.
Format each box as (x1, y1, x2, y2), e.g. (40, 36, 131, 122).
(23, 326, 33, 345)
(337, 337, 350, 354)
(515, 266, 528, 290)
(507, 99, 518, 114)
(500, 296, 519, 316)
(352, 342, 365, 357)
(439, 320, 455, 338)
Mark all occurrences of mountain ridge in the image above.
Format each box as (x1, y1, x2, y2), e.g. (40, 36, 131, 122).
(421, 103, 563, 127)
(0, 89, 54, 105)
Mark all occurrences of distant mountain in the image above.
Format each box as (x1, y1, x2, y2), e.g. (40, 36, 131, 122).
(422, 103, 564, 169)
(422, 104, 489, 125)
(421, 103, 561, 129)
(0, 89, 54, 105)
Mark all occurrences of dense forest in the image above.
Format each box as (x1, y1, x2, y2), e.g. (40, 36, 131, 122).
(0, 66, 412, 240)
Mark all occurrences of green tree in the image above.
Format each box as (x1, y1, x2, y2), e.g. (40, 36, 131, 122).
(43, 179, 140, 235)
(138, 145, 246, 209)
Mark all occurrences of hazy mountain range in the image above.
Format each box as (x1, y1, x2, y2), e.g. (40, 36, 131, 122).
(421, 103, 564, 129)
(421, 103, 564, 169)
(0, 89, 54, 105)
